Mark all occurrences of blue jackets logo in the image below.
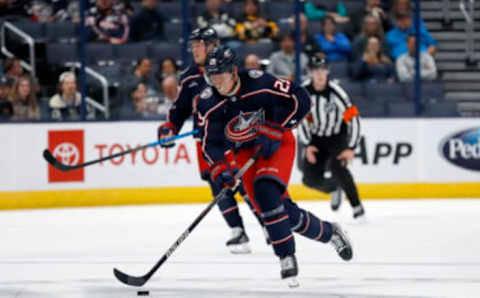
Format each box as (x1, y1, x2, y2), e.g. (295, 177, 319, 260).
(440, 128, 480, 171)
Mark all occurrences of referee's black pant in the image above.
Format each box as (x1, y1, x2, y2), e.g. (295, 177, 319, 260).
(298, 134, 362, 208)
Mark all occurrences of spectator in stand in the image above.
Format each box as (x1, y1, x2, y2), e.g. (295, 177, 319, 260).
(386, 10, 436, 60)
(85, 0, 129, 44)
(235, 0, 278, 44)
(315, 15, 351, 62)
(304, 0, 349, 23)
(0, 0, 30, 17)
(267, 33, 308, 82)
(351, 36, 394, 83)
(157, 75, 178, 115)
(351, 14, 386, 59)
(130, 0, 165, 42)
(121, 82, 148, 119)
(48, 72, 95, 121)
(0, 76, 13, 120)
(159, 57, 178, 80)
(3, 58, 23, 82)
(389, 0, 412, 23)
(197, 0, 237, 44)
(54, 0, 96, 23)
(293, 13, 325, 59)
(396, 34, 437, 82)
(131, 58, 159, 97)
(346, 0, 391, 39)
(9, 75, 40, 120)
(244, 54, 261, 70)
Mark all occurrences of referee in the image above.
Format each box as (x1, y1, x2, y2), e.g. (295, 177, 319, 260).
(298, 57, 365, 219)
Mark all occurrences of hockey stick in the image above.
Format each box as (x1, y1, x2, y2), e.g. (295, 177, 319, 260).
(113, 148, 261, 287)
(43, 130, 198, 172)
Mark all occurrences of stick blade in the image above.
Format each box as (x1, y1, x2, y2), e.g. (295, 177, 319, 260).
(42, 149, 73, 172)
(113, 268, 148, 287)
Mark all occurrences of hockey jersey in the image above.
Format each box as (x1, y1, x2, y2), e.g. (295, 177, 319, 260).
(195, 70, 311, 165)
(167, 65, 209, 137)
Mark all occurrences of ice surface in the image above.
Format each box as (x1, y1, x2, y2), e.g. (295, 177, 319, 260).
(1, 199, 480, 298)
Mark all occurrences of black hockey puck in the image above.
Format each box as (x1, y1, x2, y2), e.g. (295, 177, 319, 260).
(137, 290, 149, 296)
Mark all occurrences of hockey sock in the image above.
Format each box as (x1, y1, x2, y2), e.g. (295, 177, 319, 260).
(210, 181, 244, 229)
(284, 197, 333, 243)
(239, 184, 264, 227)
(331, 159, 362, 208)
(254, 179, 295, 258)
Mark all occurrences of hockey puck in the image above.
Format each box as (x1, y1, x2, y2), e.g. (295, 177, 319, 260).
(137, 290, 149, 296)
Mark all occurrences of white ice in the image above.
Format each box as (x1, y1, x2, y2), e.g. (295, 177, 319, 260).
(1, 199, 480, 298)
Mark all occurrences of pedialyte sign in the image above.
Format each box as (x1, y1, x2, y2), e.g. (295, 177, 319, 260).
(440, 127, 480, 171)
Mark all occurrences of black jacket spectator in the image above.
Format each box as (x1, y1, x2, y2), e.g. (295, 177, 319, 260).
(0, 76, 13, 120)
(351, 14, 387, 59)
(351, 36, 394, 82)
(346, 0, 391, 39)
(85, 0, 129, 44)
(130, 0, 164, 41)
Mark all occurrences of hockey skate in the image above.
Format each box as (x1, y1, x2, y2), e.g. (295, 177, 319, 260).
(330, 223, 353, 261)
(280, 255, 299, 288)
(330, 188, 343, 211)
(353, 205, 366, 221)
(226, 227, 251, 254)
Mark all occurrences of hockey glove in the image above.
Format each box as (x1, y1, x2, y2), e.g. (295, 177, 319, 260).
(210, 161, 238, 191)
(255, 122, 285, 159)
(157, 122, 177, 148)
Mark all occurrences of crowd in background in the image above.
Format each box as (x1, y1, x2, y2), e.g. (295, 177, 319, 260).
(0, 0, 439, 121)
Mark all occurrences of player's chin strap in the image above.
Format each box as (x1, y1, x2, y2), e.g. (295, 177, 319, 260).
(113, 146, 262, 287)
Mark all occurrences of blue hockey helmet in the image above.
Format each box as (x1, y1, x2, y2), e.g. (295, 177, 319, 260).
(205, 46, 237, 76)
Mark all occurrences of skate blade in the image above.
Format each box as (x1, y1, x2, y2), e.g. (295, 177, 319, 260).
(352, 214, 368, 225)
(285, 277, 299, 288)
(228, 243, 252, 254)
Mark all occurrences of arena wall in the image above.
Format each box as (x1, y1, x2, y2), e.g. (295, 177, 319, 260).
(1, 119, 479, 210)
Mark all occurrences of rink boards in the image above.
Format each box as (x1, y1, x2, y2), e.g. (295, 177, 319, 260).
(1, 119, 479, 209)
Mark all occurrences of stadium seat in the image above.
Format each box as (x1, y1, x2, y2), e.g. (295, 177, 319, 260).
(404, 81, 446, 103)
(339, 81, 365, 99)
(45, 22, 77, 43)
(266, 2, 294, 21)
(115, 43, 149, 64)
(159, 2, 185, 21)
(365, 82, 406, 102)
(86, 43, 115, 65)
(149, 42, 182, 62)
(46, 43, 78, 65)
(164, 22, 183, 43)
(329, 62, 348, 79)
(12, 21, 45, 40)
(423, 102, 460, 117)
(343, 0, 365, 13)
(309, 21, 323, 36)
(242, 43, 275, 60)
(387, 101, 417, 117)
(90, 64, 123, 86)
(356, 100, 387, 117)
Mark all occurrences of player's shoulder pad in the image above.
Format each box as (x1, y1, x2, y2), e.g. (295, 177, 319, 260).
(179, 66, 201, 83)
(199, 86, 214, 100)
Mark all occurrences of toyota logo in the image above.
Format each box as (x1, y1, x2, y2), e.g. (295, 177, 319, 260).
(52, 142, 80, 166)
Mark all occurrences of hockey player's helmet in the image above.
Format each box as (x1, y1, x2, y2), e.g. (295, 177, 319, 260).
(200, 27, 218, 45)
(308, 56, 327, 70)
(205, 46, 237, 76)
(189, 27, 218, 45)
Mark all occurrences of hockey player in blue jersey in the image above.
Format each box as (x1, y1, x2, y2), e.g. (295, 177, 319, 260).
(157, 27, 265, 254)
(195, 46, 354, 286)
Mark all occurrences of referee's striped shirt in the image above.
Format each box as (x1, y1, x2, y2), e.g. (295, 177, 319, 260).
(298, 79, 361, 149)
